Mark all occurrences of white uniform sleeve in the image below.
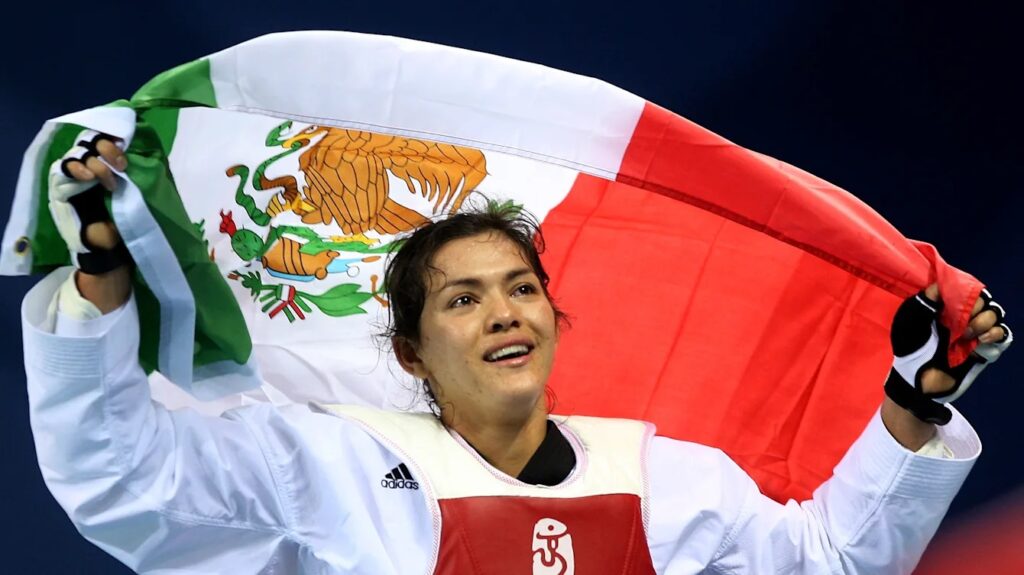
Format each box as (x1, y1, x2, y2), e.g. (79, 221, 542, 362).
(22, 269, 298, 573)
(647, 407, 980, 574)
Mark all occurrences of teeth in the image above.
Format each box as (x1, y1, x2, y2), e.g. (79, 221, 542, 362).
(486, 344, 530, 362)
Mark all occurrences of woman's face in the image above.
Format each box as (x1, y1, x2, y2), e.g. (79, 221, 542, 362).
(396, 232, 558, 428)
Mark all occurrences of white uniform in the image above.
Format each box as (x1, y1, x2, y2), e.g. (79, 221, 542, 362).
(23, 268, 980, 574)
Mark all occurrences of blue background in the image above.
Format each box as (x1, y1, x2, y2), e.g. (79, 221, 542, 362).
(2, 1, 1020, 572)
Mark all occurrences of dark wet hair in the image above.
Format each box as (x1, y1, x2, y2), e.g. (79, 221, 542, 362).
(382, 199, 568, 415)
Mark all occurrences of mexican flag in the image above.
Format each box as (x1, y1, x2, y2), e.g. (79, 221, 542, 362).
(3, 31, 982, 502)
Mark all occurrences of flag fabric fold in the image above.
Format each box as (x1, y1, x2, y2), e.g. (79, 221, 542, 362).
(2, 31, 981, 501)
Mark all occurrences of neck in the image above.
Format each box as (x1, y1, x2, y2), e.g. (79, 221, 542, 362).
(444, 401, 549, 477)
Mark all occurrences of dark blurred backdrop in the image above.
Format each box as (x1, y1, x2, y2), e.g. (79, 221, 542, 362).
(2, 1, 1020, 572)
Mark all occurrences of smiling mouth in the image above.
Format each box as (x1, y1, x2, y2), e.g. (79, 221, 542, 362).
(484, 344, 533, 362)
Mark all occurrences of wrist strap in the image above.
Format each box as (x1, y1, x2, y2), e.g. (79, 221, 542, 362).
(77, 241, 132, 275)
(884, 369, 952, 425)
(66, 185, 133, 275)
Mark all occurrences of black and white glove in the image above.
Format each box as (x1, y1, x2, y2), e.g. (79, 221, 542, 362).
(47, 130, 132, 274)
(884, 289, 1013, 425)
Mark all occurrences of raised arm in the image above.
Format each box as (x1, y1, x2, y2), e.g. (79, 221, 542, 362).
(24, 134, 296, 572)
(647, 286, 1010, 573)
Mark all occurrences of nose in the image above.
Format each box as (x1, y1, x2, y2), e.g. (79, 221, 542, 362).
(487, 297, 520, 333)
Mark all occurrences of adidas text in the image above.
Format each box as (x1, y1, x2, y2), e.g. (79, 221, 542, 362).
(381, 478, 419, 490)
(381, 464, 419, 490)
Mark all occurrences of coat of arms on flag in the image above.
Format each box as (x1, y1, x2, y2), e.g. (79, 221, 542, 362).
(207, 121, 490, 322)
(1, 31, 983, 502)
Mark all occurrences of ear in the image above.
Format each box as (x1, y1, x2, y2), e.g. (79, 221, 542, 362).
(393, 337, 430, 379)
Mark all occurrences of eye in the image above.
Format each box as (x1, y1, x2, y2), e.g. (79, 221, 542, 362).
(512, 283, 538, 297)
(449, 295, 475, 308)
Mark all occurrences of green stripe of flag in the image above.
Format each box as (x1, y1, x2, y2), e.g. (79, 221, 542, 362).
(132, 58, 217, 109)
(125, 104, 253, 370)
(32, 122, 81, 272)
(33, 58, 252, 372)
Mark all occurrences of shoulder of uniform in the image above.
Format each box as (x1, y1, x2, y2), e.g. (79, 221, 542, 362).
(311, 402, 444, 437)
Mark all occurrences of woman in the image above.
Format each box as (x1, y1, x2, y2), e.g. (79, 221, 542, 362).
(24, 134, 1009, 573)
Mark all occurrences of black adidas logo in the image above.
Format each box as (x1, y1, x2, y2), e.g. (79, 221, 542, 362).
(381, 463, 419, 490)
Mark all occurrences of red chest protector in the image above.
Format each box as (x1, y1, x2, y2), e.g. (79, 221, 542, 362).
(331, 406, 657, 575)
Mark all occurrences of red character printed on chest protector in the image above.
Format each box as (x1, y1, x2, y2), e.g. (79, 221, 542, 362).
(532, 518, 575, 575)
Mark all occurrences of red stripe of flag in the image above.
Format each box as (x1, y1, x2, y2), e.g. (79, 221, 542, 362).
(542, 102, 980, 502)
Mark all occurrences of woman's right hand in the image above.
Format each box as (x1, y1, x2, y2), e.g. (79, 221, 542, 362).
(48, 131, 129, 259)
(48, 130, 134, 313)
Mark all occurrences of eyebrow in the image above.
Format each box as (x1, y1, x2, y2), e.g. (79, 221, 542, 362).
(441, 268, 534, 291)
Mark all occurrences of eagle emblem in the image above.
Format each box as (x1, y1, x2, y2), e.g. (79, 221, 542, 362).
(212, 121, 492, 322)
